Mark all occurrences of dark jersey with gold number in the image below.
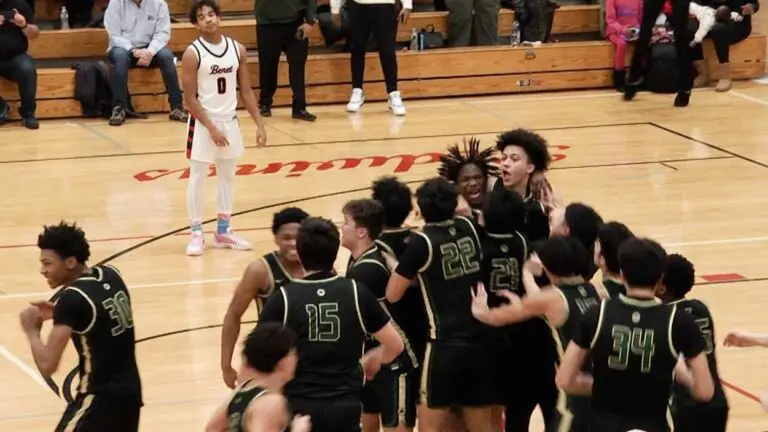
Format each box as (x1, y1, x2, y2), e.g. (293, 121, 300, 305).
(481, 231, 528, 303)
(226, 381, 268, 432)
(395, 216, 484, 342)
(602, 277, 626, 298)
(548, 282, 601, 432)
(573, 296, 706, 432)
(669, 298, 728, 410)
(52, 264, 142, 402)
(259, 272, 390, 400)
(376, 228, 428, 360)
(347, 244, 419, 372)
(254, 252, 295, 316)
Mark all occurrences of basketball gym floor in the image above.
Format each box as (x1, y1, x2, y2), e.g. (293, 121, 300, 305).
(1, 83, 768, 431)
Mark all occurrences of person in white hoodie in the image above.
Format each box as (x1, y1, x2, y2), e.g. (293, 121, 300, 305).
(331, 0, 411, 116)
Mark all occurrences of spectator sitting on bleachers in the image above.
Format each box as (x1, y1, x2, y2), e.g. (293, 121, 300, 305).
(0, 0, 40, 129)
(104, 0, 188, 126)
(689, 0, 758, 91)
(446, 0, 499, 46)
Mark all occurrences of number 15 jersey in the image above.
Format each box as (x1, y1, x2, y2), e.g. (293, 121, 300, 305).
(189, 36, 240, 118)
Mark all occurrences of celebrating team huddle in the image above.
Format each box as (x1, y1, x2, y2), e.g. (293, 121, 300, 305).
(211, 129, 726, 432)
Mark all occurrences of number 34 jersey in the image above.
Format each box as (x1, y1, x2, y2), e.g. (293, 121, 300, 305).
(52, 264, 142, 402)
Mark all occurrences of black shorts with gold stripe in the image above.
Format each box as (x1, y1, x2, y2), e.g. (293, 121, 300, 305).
(55, 393, 141, 432)
(362, 366, 419, 428)
(420, 340, 496, 409)
(547, 393, 590, 432)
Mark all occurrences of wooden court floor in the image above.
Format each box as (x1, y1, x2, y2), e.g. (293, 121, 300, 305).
(2, 82, 768, 431)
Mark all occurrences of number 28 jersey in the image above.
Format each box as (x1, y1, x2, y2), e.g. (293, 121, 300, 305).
(189, 36, 240, 118)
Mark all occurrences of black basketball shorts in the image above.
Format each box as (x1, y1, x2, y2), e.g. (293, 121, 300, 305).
(289, 397, 362, 432)
(672, 404, 729, 432)
(547, 393, 591, 432)
(55, 393, 141, 432)
(420, 340, 496, 409)
(361, 367, 419, 427)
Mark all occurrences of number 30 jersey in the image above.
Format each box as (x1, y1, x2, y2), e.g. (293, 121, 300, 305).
(189, 36, 240, 118)
(52, 264, 142, 402)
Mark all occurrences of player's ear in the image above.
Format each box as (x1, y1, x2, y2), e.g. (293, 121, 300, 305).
(64, 256, 78, 270)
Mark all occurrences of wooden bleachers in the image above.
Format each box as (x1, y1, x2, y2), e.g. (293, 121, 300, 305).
(2, 34, 765, 119)
(35, 0, 437, 21)
(28, 6, 601, 60)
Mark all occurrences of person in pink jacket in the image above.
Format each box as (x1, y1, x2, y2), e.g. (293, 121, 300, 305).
(606, 0, 644, 90)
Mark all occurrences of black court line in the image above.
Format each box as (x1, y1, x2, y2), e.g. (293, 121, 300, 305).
(659, 162, 679, 171)
(0, 121, 650, 165)
(649, 122, 768, 169)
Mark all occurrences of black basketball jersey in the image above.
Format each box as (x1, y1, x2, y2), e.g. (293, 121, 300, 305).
(395, 216, 484, 341)
(226, 381, 269, 432)
(376, 228, 428, 357)
(254, 252, 295, 315)
(52, 264, 142, 402)
(669, 298, 728, 409)
(259, 272, 390, 400)
(347, 244, 419, 371)
(552, 282, 601, 358)
(481, 231, 528, 304)
(602, 277, 626, 298)
(577, 295, 706, 432)
(491, 181, 550, 243)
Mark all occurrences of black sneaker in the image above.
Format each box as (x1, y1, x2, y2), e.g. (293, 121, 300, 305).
(623, 77, 643, 101)
(169, 107, 189, 122)
(0, 103, 9, 127)
(292, 109, 317, 122)
(21, 115, 39, 130)
(109, 105, 126, 126)
(674, 90, 691, 107)
(260, 106, 272, 117)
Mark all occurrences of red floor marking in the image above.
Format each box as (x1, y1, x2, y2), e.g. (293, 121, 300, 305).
(701, 273, 747, 282)
(722, 379, 762, 404)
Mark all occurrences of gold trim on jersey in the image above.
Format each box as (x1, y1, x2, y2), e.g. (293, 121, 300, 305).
(668, 304, 679, 358)
(591, 301, 608, 349)
(618, 294, 662, 307)
(279, 288, 289, 327)
(552, 287, 571, 328)
(272, 252, 294, 283)
(77, 334, 93, 394)
(381, 227, 413, 233)
(103, 263, 122, 277)
(486, 232, 517, 239)
(351, 281, 367, 333)
(424, 220, 454, 227)
(417, 274, 437, 340)
(64, 394, 94, 432)
(456, 216, 482, 260)
(545, 318, 574, 432)
(66, 287, 98, 334)
(378, 300, 420, 369)
(293, 274, 341, 284)
(419, 342, 433, 405)
(259, 255, 276, 297)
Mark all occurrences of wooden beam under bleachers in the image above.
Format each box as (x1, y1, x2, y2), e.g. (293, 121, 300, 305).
(4, 35, 765, 119)
(29, 6, 600, 60)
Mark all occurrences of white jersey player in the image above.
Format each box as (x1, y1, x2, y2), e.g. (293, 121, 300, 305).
(181, 0, 267, 256)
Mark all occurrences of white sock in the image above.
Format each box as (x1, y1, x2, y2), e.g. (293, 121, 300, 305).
(216, 158, 237, 218)
(186, 160, 208, 231)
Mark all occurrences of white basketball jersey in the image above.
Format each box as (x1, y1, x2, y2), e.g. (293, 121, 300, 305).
(190, 36, 240, 118)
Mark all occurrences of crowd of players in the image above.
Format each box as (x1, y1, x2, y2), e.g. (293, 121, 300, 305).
(20, 127, 740, 432)
(212, 128, 729, 432)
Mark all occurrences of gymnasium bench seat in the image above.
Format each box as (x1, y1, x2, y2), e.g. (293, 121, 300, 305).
(2, 35, 764, 119)
(34, 0, 452, 21)
(28, 6, 601, 60)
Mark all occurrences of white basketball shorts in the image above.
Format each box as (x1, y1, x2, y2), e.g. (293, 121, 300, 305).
(185, 114, 244, 163)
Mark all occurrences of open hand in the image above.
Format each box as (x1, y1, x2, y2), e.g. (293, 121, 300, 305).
(723, 330, 758, 347)
(470, 282, 490, 318)
(398, 8, 411, 24)
(210, 126, 230, 147)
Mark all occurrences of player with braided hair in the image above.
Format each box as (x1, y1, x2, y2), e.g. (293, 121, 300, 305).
(438, 136, 500, 211)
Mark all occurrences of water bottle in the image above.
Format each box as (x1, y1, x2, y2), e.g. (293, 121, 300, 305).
(510, 20, 520, 46)
(410, 28, 419, 51)
(60, 6, 69, 30)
